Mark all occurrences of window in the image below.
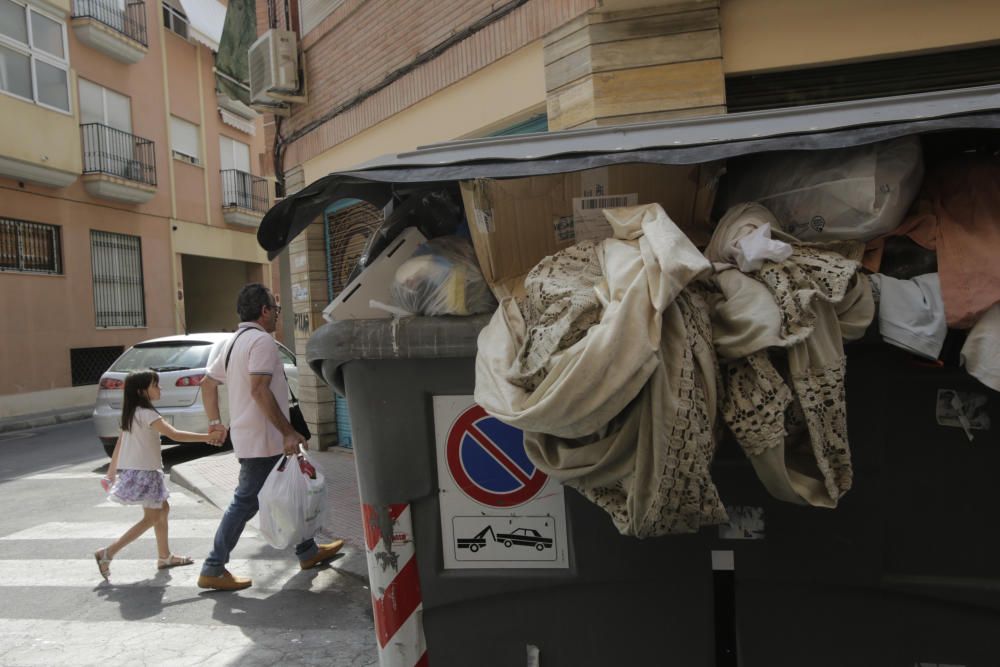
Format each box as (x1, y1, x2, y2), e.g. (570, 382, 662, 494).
(79, 78, 132, 131)
(162, 0, 187, 39)
(91, 230, 145, 328)
(219, 135, 251, 172)
(170, 115, 200, 164)
(0, 0, 70, 112)
(0, 217, 62, 274)
(70, 346, 124, 386)
(300, 0, 345, 35)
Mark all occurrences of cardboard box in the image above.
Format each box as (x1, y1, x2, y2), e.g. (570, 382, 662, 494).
(321, 226, 427, 321)
(460, 162, 720, 298)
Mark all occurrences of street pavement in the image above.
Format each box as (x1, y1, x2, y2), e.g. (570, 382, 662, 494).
(0, 420, 377, 667)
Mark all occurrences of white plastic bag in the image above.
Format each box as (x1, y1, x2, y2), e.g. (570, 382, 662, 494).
(258, 448, 328, 549)
(390, 235, 497, 316)
(725, 136, 924, 241)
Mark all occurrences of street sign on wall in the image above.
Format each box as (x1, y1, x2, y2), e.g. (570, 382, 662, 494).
(434, 396, 569, 569)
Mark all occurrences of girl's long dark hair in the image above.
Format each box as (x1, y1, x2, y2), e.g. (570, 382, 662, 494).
(120, 370, 159, 433)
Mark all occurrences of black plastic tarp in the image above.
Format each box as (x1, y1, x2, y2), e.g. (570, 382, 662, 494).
(258, 85, 1000, 259)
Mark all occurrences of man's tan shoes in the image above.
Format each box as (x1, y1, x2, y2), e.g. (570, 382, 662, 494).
(197, 569, 252, 591)
(300, 539, 345, 570)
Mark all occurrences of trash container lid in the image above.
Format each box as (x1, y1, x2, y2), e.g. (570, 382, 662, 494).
(306, 314, 492, 394)
(258, 85, 1000, 258)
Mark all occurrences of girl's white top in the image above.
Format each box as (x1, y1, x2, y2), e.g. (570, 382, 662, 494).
(116, 406, 164, 471)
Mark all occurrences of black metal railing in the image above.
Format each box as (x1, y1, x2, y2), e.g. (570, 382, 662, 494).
(72, 0, 148, 47)
(81, 123, 157, 186)
(221, 169, 269, 213)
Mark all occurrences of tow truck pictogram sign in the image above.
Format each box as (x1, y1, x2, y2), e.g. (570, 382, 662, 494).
(434, 396, 569, 570)
(445, 404, 547, 507)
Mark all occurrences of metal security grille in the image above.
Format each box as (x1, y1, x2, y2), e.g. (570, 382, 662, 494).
(91, 230, 146, 328)
(0, 218, 62, 274)
(324, 201, 383, 300)
(70, 346, 124, 386)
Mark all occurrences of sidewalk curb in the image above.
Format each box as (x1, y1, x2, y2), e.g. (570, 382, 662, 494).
(0, 409, 92, 435)
(169, 452, 236, 511)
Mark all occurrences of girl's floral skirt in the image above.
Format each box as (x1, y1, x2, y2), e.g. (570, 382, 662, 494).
(109, 469, 169, 509)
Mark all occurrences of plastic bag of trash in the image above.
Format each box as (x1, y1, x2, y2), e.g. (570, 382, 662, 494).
(390, 236, 497, 316)
(258, 447, 328, 549)
(725, 136, 924, 241)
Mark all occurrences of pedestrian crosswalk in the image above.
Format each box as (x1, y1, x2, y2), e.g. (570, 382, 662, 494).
(0, 463, 377, 666)
(1, 519, 235, 541)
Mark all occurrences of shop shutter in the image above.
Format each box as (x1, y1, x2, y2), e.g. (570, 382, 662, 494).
(727, 45, 1000, 113)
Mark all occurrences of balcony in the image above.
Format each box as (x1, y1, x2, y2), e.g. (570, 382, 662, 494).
(71, 0, 148, 64)
(81, 123, 157, 204)
(221, 169, 270, 226)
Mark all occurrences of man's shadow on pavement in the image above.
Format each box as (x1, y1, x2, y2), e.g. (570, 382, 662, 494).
(199, 556, 375, 634)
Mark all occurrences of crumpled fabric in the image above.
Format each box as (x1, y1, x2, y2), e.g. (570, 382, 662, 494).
(476, 203, 725, 537)
(869, 272, 946, 360)
(475, 203, 711, 438)
(525, 283, 728, 537)
(961, 303, 1000, 392)
(864, 157, 1000, 328)
(707, 203, 874, 508)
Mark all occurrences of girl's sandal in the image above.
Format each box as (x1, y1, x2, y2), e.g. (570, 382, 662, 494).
(156, 554, 194, 570)
(94, 548, 112, 581)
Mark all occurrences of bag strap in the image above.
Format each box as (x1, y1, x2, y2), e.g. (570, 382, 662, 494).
(284, 369, 300, 406)
(227, 327, 299, 405)
(224, 327, 254, 372)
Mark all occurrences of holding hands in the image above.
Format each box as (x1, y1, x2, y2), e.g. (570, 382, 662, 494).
(207, 423, 228, 447)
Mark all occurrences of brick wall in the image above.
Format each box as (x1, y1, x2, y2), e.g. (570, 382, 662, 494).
(256, 0, 598, 168)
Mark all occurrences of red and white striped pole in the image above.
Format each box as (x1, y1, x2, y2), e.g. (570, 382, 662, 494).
(362, 503, 428, 667)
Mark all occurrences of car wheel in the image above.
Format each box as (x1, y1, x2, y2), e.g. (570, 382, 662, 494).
(535, 543, 544, 551)
(504, 540, 512, 548)
(469, 544, 479, 553)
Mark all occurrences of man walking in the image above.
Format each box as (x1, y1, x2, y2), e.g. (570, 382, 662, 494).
(198, 282, 343, 591)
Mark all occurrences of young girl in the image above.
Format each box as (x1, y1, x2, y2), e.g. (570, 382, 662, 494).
(94, 370, 221, 581)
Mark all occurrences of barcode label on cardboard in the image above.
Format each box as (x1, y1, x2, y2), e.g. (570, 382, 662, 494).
(577, 195, 634, 210)
(572, 193, 638, 242)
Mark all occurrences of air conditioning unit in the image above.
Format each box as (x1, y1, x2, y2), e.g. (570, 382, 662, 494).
(249, 29, 299, 105)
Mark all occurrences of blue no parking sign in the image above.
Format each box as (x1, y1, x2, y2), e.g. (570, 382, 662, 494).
(445, 404, 547, 507)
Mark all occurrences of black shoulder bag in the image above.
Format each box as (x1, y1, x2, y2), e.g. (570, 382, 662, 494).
(225, 328, 311, 440)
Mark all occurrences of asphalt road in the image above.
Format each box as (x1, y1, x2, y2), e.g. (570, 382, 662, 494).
(0, 419, 377, 667)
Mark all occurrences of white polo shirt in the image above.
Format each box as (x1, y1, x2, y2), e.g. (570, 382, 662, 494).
(206, 323, 288, 458)
(117, 407, 164, 471)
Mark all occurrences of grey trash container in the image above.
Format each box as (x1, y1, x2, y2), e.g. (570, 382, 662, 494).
(308, 315, 719, 667)
(308, 315, 1000, 666)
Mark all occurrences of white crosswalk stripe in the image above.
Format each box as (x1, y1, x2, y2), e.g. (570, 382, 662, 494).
(0, 520, 254, 541)
(0, 557, 352, 590)
(19, 472, 107, 480)
(0, 619, 316, 667)
(94, 490, 201, 507)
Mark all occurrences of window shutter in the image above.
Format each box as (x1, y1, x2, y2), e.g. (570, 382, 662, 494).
(300, 0, 343, 35)
(170, 115, 200, 160)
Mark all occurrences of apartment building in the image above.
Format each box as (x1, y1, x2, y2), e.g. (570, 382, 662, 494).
(0, 0, 280, 422)
(238, 0, 1000, 448)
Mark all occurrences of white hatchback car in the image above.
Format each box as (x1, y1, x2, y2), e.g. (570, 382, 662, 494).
(92, 332, 300, 456)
